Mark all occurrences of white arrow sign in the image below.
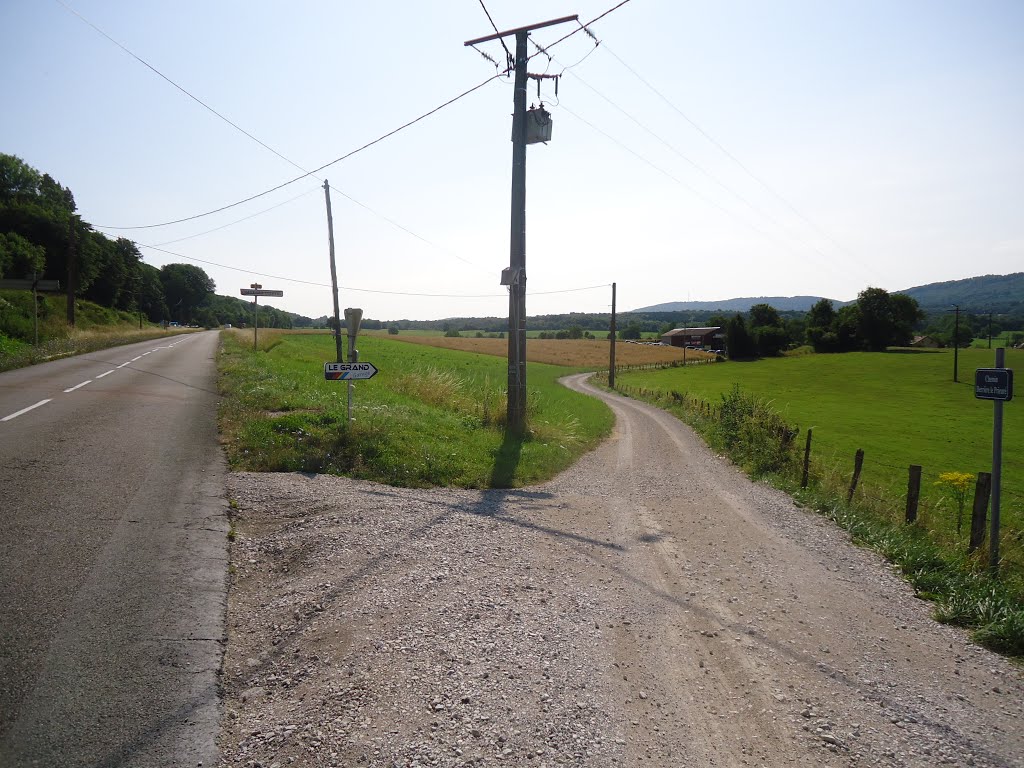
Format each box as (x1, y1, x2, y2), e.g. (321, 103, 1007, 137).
(324, 362, 378, 380)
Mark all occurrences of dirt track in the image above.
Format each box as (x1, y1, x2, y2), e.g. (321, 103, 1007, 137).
(218, 373, 1023, 767)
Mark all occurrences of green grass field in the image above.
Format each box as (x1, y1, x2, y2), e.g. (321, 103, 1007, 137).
(613, 348, 1023, 576)
(971, 331, 1023, 349)
(218, 331, 613, 488)
(610, 347, 1024, 654)
(614, 348, 1021, 499)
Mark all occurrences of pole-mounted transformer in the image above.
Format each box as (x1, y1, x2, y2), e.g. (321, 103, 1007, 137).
(525, 103, 552, 144)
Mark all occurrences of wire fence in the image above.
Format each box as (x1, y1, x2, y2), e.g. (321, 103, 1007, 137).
(604, 377, 1022, 573)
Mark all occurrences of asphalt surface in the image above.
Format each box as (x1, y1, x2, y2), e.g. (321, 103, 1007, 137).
(0, 331, 228, 767)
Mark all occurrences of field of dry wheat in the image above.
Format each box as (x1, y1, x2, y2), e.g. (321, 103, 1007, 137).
(380, 335, 714, 368)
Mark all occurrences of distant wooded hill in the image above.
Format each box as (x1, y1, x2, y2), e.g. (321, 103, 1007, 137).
(633, 273, 1023, 315)
(632, 296, 841, 313)
(896, 273, 1024, 313)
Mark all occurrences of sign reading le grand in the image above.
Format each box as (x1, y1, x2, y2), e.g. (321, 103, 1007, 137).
(974, 368, 1013, 401)
(324, 362, 378, 381)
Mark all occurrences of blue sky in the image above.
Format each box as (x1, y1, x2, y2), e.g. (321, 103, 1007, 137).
(2, 0, 1021, 320)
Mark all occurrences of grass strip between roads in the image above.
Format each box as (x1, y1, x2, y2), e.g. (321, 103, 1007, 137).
(218, 330, 613, 488)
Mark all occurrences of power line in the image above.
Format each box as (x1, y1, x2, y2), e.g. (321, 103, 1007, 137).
(135, 242, 603, 299)
(599, 42, 863, 262)
(557, 102, 785, 246)
(56, 0, 306, 177)
(559, 65, 845, 269)
(528, 0, 634, 63)
(62, 0, 499, 275)
(95, 0, 633, 233)
(94, 73, 506, 230)
(327, 185, 489, 274)
(475, 0, 513, 68)
(143, 187, 321, 246)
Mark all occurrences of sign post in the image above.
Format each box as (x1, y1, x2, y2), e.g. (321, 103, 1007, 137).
(344, 308, 363, 423)
(975, 350, 1013, 574)
(240, 284, 284, 351)
(323, 362, 378, 380)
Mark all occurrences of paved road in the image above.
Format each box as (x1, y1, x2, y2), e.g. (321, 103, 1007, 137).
(0, 332, 228, 767)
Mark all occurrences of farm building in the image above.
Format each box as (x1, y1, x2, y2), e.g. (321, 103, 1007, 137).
(910, 335, 942, 348)
(661, 326, 724, 349)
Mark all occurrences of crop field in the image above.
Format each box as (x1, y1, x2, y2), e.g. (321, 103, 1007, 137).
(218, 330, 613, 488)
(380, 334, 715, 368)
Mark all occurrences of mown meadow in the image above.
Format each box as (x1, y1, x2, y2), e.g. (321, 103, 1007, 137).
(602, 346, 1024, 654)
(218, 330, 613, 488)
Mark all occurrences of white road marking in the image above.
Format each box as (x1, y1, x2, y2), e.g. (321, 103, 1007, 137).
(117, 362, 132, 368)
(64, 380, 92, 393)
(2, 399, 53, 422)
(96, 370, 115, 379)
(130, 356, 142, 362)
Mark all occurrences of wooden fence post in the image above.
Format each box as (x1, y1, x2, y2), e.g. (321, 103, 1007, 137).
(969, 472, 992, 554)
(801, 428, 813, 488)
(905, 465, 922, 523)
(847, 449, 864, 503)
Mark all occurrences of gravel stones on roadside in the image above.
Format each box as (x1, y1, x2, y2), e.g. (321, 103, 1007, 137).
(219, 473, 623, 767)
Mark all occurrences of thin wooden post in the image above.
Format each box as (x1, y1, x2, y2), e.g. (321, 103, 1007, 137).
(847, 449, 864, 503)
(905, 465, 922, 523)
(608, 282, 616, 388)
(969, 472, 992, 554)
(801, 428, 813, 488)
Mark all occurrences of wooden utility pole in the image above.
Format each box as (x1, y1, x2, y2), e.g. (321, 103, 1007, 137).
(948, 304, 960, 382)
(324, 180, 344, 363)
(609, 282, 617, 388)
(465, 13, 577, 434)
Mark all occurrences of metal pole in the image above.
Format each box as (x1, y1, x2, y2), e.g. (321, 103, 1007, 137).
(31, 274, 39, 346)
(507, 30, 529, 433)
(990, 347, 1005, 575)
(952, 305, 960, 383)
(253, 295, 259, 351)
(348, 347, 357, 423)
(609, 282, 616, 388)
(324, 180, 344, 364)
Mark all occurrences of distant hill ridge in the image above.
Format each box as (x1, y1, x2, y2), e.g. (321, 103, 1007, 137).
(633, 273, 1023, 314)
(631, 296, 842, 313)
(898, 273, 1023, 312)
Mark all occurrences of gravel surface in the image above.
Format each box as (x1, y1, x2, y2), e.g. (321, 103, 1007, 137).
(218, 373, 1023, 767)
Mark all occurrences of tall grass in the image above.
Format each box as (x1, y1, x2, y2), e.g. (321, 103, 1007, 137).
(0, 324, 196, 372)
(218, 331, 612, 488)
(0, 290, 193, 372)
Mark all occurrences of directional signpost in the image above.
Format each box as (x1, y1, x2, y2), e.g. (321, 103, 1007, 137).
(323, 362, 378, 380)
(240, 284, 283, 351)
(975, 350, 1013, 574)
(322, 308, 375, 423)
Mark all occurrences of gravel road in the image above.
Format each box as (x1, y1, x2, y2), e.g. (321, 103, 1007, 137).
(218, 373, 1022, 767)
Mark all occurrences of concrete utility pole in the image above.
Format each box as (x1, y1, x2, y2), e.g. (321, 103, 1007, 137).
(465, 13, 577, 433)
(324, 180, 344, 364)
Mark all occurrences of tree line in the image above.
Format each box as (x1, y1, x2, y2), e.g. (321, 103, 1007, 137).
(0, 153, 304, 340)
